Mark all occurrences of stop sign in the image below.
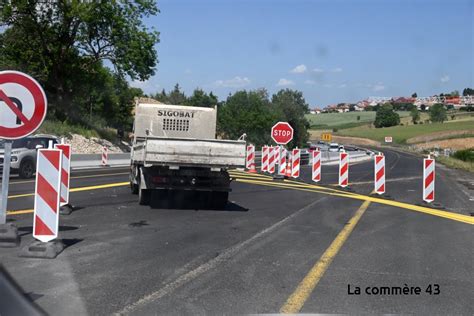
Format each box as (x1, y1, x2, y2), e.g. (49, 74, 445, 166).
(271, 121, 294, 144)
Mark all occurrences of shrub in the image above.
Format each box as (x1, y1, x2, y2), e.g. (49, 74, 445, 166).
(453, 149, 474, 162)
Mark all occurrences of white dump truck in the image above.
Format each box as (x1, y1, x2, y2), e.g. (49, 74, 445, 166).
(130, 102, 246, 208)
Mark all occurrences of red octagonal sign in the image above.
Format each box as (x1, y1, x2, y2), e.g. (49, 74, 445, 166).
(0, 70, 48, 140)
(271, 121, 294, 145)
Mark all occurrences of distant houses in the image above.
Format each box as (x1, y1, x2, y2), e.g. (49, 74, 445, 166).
(313, 95, 474, 114)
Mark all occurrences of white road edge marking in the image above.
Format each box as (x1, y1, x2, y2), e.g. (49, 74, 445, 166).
(115, 196, 329, 315)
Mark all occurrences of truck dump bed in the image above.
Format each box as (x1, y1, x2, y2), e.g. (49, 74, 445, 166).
(132, 136, 246, 168)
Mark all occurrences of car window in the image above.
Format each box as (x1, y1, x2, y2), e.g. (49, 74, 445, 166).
(12, 139, 28, 149)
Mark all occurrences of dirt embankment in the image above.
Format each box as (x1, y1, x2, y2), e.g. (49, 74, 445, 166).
(66, 134, 130, 154)
(407, 130, 474, 144)
(309, 131, 380, 147)
(413, 138, 474, 150)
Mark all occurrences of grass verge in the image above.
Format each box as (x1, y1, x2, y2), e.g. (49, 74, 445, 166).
(437, 156, 474, 173)
(336, 120, 474, 144)
(37, 120, 117, 142)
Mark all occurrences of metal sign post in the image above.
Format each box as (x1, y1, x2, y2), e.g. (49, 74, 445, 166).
(0, 140, 12, 224)
(0, 70, 48, 247)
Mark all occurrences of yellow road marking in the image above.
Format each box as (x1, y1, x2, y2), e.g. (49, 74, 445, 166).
(229, 171, 273, 179)
(236, 178, 474, 225)
(7, 209, 33, 215)
(8, 182, 129, 199)
(9, 172, 129, 185)
(280, 200, 372, 313)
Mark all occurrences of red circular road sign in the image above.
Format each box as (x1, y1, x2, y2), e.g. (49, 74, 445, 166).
(271, 121, 294, 144)
(0, 70, 47, 140)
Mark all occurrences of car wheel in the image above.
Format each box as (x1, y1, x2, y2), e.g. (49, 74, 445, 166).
(19, 160, 35, 179)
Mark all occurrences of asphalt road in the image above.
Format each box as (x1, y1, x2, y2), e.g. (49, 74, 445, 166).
(1, 148, 473, 315)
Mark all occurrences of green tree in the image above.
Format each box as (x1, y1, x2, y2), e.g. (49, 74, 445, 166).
(462, 88, 474, 96)
(410, 108, 420, 124)
(218, 89, 277, 146)
(186, 89, 218, 107)
(411, 92, 418, 98)
(167, 83, 187, 105)
(153, 89, 169, 103)
(429, 103, 447, 123)
(374, 103, 400, 128)
(449, 90, 460, 97)
(0, 1, 159, 121)
(271, 89, 310, 148)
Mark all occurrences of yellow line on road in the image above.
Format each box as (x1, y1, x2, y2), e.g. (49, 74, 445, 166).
(7, 209, 33, 215)
(9, 172, 129, 185)
(280, 200, 372, 313)
(236, 178, 474, 225)
(8, 182, 129, 199)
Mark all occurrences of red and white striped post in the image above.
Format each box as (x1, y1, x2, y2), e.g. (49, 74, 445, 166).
(33, 149, 62, 242)
(374, 153, 385, 195)
(261, 145, 269, 172)
(101, 146, 108, 166)
(246, 144, 256, 172)
(312, 148, 321, 182)
(423, 156, 435, 203)
(54, 144, 71, 206)
(278, 147, 287, 176)
(268, 146, 276, 173)
(291, 148, 300, 178)
(338, 151, 349, 187)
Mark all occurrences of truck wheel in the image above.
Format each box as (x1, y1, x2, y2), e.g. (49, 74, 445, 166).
(211, 191, 229, 210)
(19, 160, 35, 179)
(139, 188, 151, 205)
(130, 182, 139, 194)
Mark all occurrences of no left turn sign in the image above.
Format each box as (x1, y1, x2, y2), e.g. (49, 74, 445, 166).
(0, 70, 47, 140)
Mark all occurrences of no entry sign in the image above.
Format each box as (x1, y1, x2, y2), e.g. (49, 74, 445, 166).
(0, 70, 47, 140)
(271, 122, 294, 145)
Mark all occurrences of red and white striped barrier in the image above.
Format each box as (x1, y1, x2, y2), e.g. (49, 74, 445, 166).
(261, 145, 269, 172)
(423, 156, 435, 203)
(55, 144, 71, 206)
(291, 148, 300, 178)
(278, 147, 287, 176)
(33, 149, 62, 242)
(101, 146, 108, 166)
(246, 144, 255, 169)
(338, 151, 349, 187)
(374, 153, 385, 195)
(312, 149, 321, 182)
(268, 146, 276, 173)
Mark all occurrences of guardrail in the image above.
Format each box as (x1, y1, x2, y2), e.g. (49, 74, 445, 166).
(69, 149, 372, 170)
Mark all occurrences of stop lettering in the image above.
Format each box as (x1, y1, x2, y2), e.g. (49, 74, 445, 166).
(271, 122, 294, 144)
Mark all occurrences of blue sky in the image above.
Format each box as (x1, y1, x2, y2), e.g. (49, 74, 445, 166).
(131, 0, 474, 107)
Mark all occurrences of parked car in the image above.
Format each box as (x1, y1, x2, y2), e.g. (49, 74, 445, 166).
(328, 143, 340, 152)
(0, 134, 59, 178)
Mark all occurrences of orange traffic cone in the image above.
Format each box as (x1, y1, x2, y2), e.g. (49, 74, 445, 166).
(249, 162, 257, 173)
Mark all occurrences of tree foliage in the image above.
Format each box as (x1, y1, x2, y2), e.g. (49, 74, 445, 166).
(217, 89, 277, 146)
(271, 89, 310, 148)
(374, 104, 400, 128)
(462, 88, 474, 96)
(0, 0, 159, 126)
(429, 103, 447, 123)
(410, 108, 420, 124)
